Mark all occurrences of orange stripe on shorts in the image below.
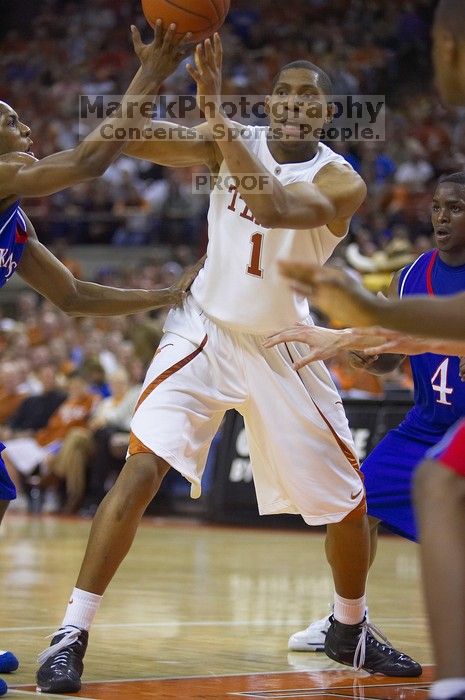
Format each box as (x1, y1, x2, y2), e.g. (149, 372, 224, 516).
(128, 334, 208, 456)
(311, 396, 360, 472)
(310, 397, 366, 518)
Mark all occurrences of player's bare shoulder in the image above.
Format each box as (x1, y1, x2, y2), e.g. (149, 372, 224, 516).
(0, 152, 38, 202)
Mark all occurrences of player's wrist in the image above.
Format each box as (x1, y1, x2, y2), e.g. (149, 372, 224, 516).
(336, 327, 355, 348)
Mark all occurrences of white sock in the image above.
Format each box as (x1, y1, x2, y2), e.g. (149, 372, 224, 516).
(333, 592, 366, 625)
(430, 678, 465, 699)
(61, 587, 102, 631)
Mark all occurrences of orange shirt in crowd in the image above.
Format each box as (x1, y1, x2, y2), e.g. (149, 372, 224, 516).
(36, 393, 97, 446)
(0, 389, 27, 425)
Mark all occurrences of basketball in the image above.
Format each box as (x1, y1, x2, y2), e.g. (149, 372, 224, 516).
(141, 0, 230, 43)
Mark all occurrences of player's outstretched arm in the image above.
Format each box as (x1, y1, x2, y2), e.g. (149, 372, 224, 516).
(278, 260, 465, 342)
(0, 22, 191, 199)
(123, 121, 221, 170)
(344, 271, 405, 375)
(353, 327, 465, 358)
(17, 215, 190, 315)
(263, 323, 389, 369)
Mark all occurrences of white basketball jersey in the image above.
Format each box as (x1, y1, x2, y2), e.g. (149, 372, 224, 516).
(191, 126, 353, 335)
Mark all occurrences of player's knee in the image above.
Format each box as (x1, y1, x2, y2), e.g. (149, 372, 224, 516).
(113, 453, 169, 508)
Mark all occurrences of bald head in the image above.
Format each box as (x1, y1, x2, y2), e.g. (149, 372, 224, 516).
(0, 101, 32, 158)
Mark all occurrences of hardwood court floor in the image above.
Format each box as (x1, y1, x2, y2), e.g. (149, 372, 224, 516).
(0, 514, 432, 698)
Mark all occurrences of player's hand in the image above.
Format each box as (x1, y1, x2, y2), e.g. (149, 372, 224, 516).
(167, 254, 206, 306)
(131, 20, 192, 86)
(277, 260, 381, 327)
(355, 327, 430, 357)
(348, 350, 379, 369)
(264, 323, 354, 369)
(186, 33, 223, 118)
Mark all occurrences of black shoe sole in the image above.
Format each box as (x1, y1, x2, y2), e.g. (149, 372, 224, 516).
(36, 679, 82, 694)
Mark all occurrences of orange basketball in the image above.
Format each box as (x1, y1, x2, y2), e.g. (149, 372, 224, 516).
(141, 0, 230, 43)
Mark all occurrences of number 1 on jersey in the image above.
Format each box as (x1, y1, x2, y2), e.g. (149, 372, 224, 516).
(247, 232, 264, 278)
(431, 358, 453, 406)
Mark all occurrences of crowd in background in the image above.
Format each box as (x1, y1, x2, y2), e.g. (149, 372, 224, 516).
(1, 0, 460, 253)
(1, 0, 450, 512)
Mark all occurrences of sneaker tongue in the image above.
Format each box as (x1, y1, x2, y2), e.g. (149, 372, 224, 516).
(37, 627, 81, 665)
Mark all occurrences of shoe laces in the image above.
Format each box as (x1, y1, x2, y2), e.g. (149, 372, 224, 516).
(37, 625, 81, 666)
(353, 621, 393, 670)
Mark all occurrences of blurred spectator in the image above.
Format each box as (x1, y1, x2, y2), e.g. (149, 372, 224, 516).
(3, 373, 98, 512)
(394, 140, 434, 188)
(0, 362, 29, 425)
(79, 368, 142, 514)
(2, 364, 66, 440)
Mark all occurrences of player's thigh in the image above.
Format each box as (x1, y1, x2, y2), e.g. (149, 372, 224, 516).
(362, 428, 431, 501)
(242, 364, 362, 524)
(130, 331, 243, 498)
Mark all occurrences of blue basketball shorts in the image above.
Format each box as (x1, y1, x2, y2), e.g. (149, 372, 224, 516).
(361, 425, 440, 542)
(0, 442, 16, 501)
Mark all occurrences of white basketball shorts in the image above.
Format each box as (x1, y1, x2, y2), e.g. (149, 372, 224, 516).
(129, 295, 365, 525)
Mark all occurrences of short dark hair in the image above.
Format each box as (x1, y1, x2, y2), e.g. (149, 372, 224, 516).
(438, 171, 465, 187)
(271, 60, 333, 98)
(435, 0, 465, 38)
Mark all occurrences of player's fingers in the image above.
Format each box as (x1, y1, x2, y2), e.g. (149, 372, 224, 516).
(130, 25, 145, 55)
(292, 350, 326, 369)
(348, 353, 368, 369)
(152, 18, 164, 48)
(263, 331, 294, 347)
(213, 32, 223, 68)
(194, 43, 207, 72)
(174, 29, 193, 49)
(365, 341, 397, 355)
(204, 37, 215, 66)
(364, 343, 388, 354)
(186, 64, 201, 83)
(262, 337, 281, 348)
(162, 22, 177, 51)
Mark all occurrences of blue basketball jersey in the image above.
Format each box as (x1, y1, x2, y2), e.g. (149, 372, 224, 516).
(398, 250, 465, 438)
(0, 201, 28, 501)
(0, 200, 28, 288)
